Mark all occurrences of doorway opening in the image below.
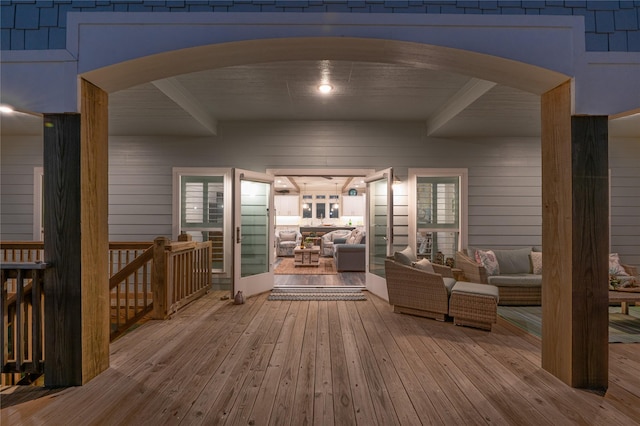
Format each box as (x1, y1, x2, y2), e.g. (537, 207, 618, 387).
(269, 168, 374, 288)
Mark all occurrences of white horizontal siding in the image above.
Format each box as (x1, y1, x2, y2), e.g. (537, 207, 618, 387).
(1, 122, 637, 269)
(610, 137, 640, 266)
(0, 135, 42, 240)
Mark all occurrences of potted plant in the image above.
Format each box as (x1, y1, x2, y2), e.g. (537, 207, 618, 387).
(304, 237, 314, 248)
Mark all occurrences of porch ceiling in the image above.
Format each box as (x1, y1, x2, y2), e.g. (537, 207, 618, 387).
(2, 59, 637, 153)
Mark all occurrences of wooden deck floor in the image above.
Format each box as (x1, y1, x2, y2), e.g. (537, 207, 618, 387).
(2, 290, 640, 425)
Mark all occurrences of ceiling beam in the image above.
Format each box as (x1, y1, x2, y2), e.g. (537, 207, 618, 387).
(151, 78, 218, 135)
(426, 78, 496, 136)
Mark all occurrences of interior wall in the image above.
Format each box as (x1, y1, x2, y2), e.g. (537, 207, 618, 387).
(2, 121, 638, 267)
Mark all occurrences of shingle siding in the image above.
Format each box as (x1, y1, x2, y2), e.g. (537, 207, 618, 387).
(1, 1, 638, 51)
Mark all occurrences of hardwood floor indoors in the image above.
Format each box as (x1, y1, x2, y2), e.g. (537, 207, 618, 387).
(2, 286, 639, 425)
(273, 257, 366, 288)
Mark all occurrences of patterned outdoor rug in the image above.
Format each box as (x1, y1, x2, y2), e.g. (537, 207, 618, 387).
(498, 305, 640, 343)
(268, 287, 366, 301)
(274, 257, 337, 275)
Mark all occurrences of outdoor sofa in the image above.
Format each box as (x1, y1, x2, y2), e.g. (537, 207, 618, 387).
(456, 247, 541, 306)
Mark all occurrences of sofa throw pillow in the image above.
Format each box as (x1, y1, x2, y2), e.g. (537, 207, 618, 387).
(530, 252, 542, 275)
(346, 229, 364, 244)
(412, 258, 434, 273)
(394, 245, 417, 266)
(476, 249, 500, 276)
(609, 253, 629, 276)
(492, 247, 533, 275)
(279, 232, 297, 242)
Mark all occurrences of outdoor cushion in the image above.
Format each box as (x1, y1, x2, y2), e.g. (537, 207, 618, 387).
(492, 247, 532, 275)
(412, 258, 434, 272)
(475, 249, 500, 276)
(488, 274, 542, 287)
(443, 277, 457, 295)
(530, 252, 542, 274)
(452, 281, 499, 300)
(609, 253, 629, 276)
(394, 245, 417, 266)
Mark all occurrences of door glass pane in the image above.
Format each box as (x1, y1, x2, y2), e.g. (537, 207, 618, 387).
(416, 176, 460, 263)
(184, 182, 204, 223)
(181, 176, 225, 272)
(240, 180, 270, 277)
(368, 177, 388, 278)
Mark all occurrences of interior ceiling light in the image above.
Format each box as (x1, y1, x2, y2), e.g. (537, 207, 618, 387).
(318, 84, 333, 94)
(0, 105, 15, 113)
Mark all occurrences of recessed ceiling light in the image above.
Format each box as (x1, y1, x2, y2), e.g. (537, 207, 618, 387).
(318, 84, 333, 94)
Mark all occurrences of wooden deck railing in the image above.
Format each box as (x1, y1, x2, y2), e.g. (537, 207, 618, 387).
(108, 242, 155, 340)
(1, 237, 213, 383)
(0, 262, 47, 385)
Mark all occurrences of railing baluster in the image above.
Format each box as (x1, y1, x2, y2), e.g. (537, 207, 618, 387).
(1, 269, 7, 374)
(15, 269, 23, 373)
(32, 268, 42, 373)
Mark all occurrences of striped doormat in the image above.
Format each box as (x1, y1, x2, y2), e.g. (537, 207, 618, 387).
(498, 306, 640, 343)
(268, 287, 366, 301)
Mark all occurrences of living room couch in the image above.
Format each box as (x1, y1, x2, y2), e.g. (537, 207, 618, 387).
(333, 241, 366, 271)
(320, 229, 353, 257)
(332, 230, 366, 271)
(456, 247, 541, 305)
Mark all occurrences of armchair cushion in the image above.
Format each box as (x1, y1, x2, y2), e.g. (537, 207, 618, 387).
(279, 231, 297, 242)
(412, 258, 434, 272)
(394, 245, 417, 266)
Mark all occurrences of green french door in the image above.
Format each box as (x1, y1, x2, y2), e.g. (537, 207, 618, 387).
(365, 168, 393, 299)
(233, 169, 274, 298)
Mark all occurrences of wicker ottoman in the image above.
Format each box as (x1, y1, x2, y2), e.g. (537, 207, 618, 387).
(449, 282, 499, 331)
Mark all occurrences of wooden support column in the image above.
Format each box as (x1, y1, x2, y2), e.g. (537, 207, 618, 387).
(541, 81, 609, 391)
(43, 79, 109, 386)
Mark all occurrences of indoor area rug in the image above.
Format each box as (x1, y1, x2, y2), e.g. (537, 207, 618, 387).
(498, 306, 640, 343)
(274, 257, 337, 275)
(267, 287, 366, 301)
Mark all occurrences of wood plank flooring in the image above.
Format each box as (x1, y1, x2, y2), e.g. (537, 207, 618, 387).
(2, 289, 640, 425)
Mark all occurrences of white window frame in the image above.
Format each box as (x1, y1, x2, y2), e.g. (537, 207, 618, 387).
(408, 168, 468, 258)
(33, 167, 44, 241)
(172, 167, 233, 277)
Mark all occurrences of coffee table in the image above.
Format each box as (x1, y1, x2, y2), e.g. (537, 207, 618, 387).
(294, 245, 320, 267)
(609, 289, 640, 314)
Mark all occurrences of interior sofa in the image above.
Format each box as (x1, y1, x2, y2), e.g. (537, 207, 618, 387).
(456, 247, 541, 305)
(333, 242, 365, 272)
(332, 229, 366, 271)
(320, 229, 354, 257)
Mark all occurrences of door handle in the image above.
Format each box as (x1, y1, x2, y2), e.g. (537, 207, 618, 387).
(236, 226, 241, 243)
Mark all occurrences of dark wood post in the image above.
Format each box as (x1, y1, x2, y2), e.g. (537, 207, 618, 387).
(153, 237, 169, 319)
(541, 81, 609, 391)
(43, 79, 109, 386)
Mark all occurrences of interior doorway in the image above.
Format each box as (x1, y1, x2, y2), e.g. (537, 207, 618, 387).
(269, 168, 374, 288)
